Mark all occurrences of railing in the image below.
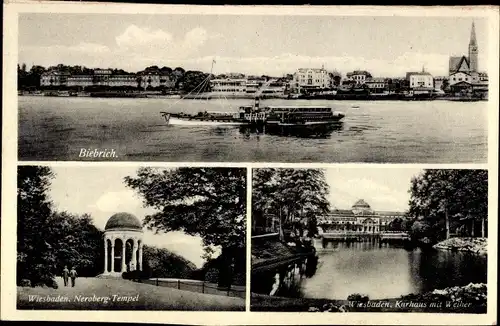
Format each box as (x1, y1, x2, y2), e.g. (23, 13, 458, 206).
(138, 278, 246, 299)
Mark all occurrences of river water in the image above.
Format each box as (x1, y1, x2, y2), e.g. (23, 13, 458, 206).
(300, 242, 487, 300)
(18, 96, 487, 162)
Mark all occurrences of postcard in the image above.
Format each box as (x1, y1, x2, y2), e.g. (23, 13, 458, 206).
(2, 2, 498, 325)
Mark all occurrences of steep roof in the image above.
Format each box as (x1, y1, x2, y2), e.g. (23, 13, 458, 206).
(470, 22, 477, 46)
(449, 56, 470, 74)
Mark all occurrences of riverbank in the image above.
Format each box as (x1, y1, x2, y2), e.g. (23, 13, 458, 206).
(251, 283, 487, 313)
(433, 237, 487, 255)
(18, 91, 486, 102)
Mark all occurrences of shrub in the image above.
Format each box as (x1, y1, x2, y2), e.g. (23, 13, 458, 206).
(122, 270, 151, 281)
(20, 279, 31, 287)
(204, 268, 219, 283)
(347, 293, 369, 303)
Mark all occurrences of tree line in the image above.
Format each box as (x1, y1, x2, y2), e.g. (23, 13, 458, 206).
(408, 169, 487, 243)
(252, 168, 488, 244)
(17, 63, 211, 93)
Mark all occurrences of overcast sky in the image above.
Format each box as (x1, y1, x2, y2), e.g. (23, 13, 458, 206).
(18, 14, 489, 77)
(47, 166, 208, 268)
(324, 168, 424, 212)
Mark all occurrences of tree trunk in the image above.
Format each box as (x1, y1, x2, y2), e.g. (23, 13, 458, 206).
(445, 204, 450, 239)
(217, 246, 233, 288)
(279, 208, 284, 241)
(481, 217, 485, 237)
(471, 219, 475, 237)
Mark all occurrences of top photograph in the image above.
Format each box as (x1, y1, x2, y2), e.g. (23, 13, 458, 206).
(16, 11, 493, 163)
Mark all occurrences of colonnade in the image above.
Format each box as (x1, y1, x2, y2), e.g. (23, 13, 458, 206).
(103, 235, 143, 274)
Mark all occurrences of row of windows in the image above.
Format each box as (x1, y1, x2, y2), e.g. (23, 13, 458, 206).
(270, 107, 331, 112)
(212, 89, 246, 92)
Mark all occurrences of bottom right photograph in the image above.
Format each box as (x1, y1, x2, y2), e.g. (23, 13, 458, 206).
(250, 168, 488, 313)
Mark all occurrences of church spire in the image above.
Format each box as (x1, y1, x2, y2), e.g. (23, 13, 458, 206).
(470, 22, 477, 46)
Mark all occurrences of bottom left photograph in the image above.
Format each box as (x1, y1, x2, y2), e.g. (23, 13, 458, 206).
(16, 165, 247, 311)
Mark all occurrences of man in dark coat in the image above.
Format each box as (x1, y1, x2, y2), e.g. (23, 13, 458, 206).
(69, 267, 78, 287)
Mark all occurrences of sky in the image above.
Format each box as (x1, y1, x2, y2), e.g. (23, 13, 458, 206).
(18, 14, 489, 77)
(324, 168, 424, 212)
(47, 166, 207, 268)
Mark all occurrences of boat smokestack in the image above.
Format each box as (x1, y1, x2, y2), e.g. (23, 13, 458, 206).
(254, 97, 260, 110)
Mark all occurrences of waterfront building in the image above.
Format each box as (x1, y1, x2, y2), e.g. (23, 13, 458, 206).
(406, 69, 434, 95)
(40, 71, 70, 86)
(261, 79, 286, 96)
(433, 76, 449, 91)
(364, 77, 388, 93)
(345, 70, 373, 85)
(108, 74, 138, 87)
(317, 199, 406, 234)
(67, 75, 93, 87)
(291, 68, 332, 92)
(245, 77, 266, 94)
(139, 73, 160, 89)
(448, 22, 488, 95)
(210, 78, 247, 95)
(92, 69, 112, 86)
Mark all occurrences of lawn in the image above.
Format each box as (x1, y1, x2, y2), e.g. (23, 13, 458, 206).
(17, 277, 245, 310)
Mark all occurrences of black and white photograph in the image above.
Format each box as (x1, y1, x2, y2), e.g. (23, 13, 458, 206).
(250, 168, 488, 313)
(2, 3, 498, 325)
(16, 165, 246, 310)
(17, 13, 491, 163)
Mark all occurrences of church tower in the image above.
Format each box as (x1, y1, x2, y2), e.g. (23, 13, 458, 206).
(468, 22, 478, 72)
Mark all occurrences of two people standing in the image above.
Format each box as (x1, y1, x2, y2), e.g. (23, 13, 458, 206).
(62, 265, 78, 287)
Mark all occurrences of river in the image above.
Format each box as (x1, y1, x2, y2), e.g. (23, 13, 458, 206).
(299, 242, 487, 300)
(18, 96, 487, 162)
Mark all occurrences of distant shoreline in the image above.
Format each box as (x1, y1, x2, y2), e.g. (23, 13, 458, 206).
(18, 92, 487, 102)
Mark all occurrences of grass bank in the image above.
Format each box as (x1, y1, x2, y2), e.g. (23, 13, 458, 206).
(18, 277, 245, 310)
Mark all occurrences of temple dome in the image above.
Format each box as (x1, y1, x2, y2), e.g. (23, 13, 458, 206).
(352, 199, 371, 209)
(105, 212, 142, 231)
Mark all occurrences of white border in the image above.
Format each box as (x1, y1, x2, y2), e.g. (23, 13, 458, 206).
(2, 2, 499, 325)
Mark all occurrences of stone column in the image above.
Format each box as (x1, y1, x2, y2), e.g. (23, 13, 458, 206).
(104, 237, 108, 273)
(110, 240, 115, 273)
(138, 243, 143, 271)
(131, 240, 138, 271)
(121, 238, 127, 272)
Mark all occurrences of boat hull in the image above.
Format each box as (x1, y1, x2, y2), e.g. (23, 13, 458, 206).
(165, 116, 247, 126)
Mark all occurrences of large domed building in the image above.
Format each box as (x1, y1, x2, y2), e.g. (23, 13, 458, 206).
(102, 212, 144, 276)
(317, 199, 405, 234)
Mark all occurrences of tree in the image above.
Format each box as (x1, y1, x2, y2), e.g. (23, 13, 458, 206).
(180, 71, 211, 94)
(408, 169, 488, 242)
(441, 79, 450, 92)
(142, 246, 197, 279)
(48, 212, 104, 277)
(17, 166, 57, 287)
(160, 66, 173, 75)
(124, 167, 246, 288)
(253, 168, 330, 239)
(173, 67, 185, 76)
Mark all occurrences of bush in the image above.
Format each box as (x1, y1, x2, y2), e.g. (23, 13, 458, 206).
(20, 279, 31, 287)
(347, 293, 369, 303)
(122, 269, 151, 281)
(204, 268, 219, 283)
(50, 279, 59, 289)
